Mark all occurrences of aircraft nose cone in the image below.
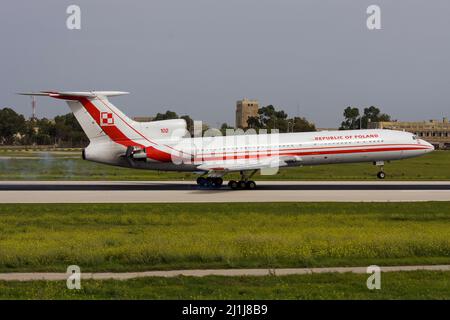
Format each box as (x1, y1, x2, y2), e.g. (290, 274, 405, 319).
(424, 141, 434, 152)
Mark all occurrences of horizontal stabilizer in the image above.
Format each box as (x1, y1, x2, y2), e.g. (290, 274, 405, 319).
(17, 91, 129, 98)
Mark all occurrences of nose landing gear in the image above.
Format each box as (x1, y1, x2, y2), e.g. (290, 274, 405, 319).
(374, 161, 386, 179)
(377, 171, 386, 179)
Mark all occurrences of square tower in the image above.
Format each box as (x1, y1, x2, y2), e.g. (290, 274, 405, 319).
(236, 98, 259, 129)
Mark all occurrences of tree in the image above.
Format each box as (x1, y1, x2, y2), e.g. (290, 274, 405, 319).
(246, 105, 315, 133)
(290, 117, 316, 132)
(361, 106, 391, 129)
(340, 106, 392, 129)
(253, 105, 287, 132)
(340, 107, 361, 130)
(21, 121, 37, 145)
(54, 113, 88, 147)
(33, 118, 56, 145)
(0, 108, 26, 144)
(154, 110, 179, 121)
(220, 123, 234, 135)
(246, 116, 262, 130)
(258, 105, 288, 132)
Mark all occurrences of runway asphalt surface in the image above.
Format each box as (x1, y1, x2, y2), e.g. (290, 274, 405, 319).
(0, 181, 450, 202)
(1, 265, 449, 281)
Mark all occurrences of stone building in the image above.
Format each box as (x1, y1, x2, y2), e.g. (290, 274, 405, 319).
(368, 118, 450, 149)
(235, 98, 259, 129)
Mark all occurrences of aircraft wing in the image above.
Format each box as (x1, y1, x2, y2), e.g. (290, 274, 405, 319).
(196, 155, 302, 173)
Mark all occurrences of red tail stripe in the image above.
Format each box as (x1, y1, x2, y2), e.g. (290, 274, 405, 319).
(93, 95, 158, 146)
(78, 97, 144, 148)
(94, 95, 194, 157)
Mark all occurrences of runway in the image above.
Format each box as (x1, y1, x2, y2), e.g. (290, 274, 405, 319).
(0, 265, 449, 281)
(0, 181, 450, 202)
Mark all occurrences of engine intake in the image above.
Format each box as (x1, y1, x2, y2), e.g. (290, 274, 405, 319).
(125, 146, 147, 160)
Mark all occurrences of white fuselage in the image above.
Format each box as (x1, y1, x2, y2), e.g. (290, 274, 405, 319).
(84, 129, 434, 172)
(18, 91, 434, 178)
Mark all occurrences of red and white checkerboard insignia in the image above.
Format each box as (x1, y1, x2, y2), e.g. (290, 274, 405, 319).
(100, 112, 114, 126)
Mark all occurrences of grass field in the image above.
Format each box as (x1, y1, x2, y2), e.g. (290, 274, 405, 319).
(0, 149, 449, 180)
(0, 203, 449, 272)
(0, 271, 449, 299)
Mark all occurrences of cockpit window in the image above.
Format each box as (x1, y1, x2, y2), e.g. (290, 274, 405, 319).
(412, 135, 417, 140)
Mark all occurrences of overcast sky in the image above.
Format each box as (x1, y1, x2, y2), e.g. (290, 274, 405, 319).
(1, 0, 449, 128)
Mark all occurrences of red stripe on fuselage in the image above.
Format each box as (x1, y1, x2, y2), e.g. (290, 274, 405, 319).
(196, 143, 429, 158)
(196, 146, 429, 162)
(146, 146, 175, 162)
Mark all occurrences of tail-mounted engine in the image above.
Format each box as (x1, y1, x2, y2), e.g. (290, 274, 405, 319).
(125, 146, 147, 161)
(124, 145, 175, 163)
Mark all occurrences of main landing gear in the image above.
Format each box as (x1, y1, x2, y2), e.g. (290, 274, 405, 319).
(196, 177, 223, 188)
(374, 161, 386, 179)
(228, 170, 257, 190)
(228, 179, 256, 190)
(196, 170, 258, 190)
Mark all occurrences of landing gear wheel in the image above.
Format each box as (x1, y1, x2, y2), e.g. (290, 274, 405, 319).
(206, 177, 217, 187)
(238, 180, 247, 189)
(377, 171, 386, 179)
(197, 177, 207, 186)
(246, 180, 256, 189)
(212, 177, 223, 188)
(229, 180, 239, 190)
(214, 178, 223, 188)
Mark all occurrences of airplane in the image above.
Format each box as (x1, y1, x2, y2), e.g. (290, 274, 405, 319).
(19, 91, 434, 189)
